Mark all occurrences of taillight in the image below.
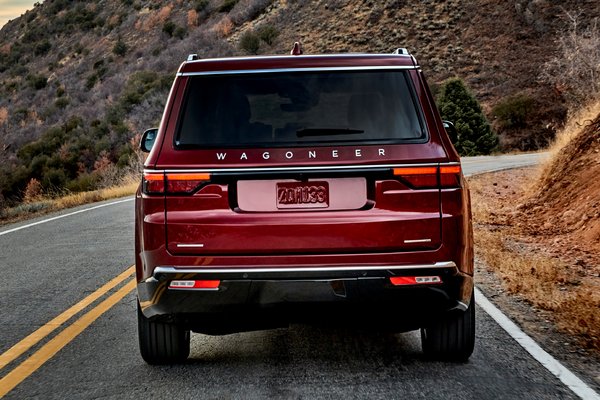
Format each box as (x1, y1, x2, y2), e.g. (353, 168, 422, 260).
(439, 165, 461, 188)
(142, 173, 165, 194)
(142, 172, 211, 195)
(165, 173, 211, 193)
(393, 165, 461, 189)
(393, 166, 438, 188)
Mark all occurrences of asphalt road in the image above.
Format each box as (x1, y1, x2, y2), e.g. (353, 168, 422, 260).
(0, 152, 593, 400)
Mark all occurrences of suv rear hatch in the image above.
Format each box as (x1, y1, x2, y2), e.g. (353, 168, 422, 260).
(157, 69, 451, 256)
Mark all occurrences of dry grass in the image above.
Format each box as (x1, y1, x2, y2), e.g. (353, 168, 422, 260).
(469, 170, 600, 351)
(0, 181, 138, 227)
(476, 228, 600, 350)
(53, 181, 138, 209)
(476, 230, 570, 311)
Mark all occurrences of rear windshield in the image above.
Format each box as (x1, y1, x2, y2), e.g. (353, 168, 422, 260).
(176, 70, 426, 148)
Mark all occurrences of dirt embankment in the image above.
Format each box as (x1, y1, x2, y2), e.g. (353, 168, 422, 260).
(469, 108, 600, 353)
(522, 114, 600, 253)
(522, 115, 600, 247)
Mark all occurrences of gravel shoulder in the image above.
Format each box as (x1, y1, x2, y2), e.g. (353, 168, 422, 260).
(469, 167, 600, 392)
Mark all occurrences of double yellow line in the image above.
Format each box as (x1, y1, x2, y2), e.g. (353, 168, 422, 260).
(0, 266, 136, 397)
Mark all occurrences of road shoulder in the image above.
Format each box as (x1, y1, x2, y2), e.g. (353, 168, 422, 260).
(469, 167, 600, 392)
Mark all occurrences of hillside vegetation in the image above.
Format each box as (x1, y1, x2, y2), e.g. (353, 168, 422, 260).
(0, 0, 599, 208)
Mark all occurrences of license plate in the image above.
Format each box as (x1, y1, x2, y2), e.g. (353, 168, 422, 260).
(276, 181, 329, 209)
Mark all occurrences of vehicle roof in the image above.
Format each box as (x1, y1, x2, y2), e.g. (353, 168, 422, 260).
(178, 54, 418, 75)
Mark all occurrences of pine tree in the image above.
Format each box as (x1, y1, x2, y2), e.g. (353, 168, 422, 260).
(436, 78, 498, 156)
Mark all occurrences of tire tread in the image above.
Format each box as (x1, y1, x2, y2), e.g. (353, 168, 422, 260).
(138, 303, 190, 365)
(421, 293, 475, 362)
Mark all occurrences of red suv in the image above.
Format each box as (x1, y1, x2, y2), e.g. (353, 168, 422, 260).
(135, 47, 474, 364)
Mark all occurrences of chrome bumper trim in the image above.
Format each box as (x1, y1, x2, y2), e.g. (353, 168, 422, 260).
(151, 261, 457, 279)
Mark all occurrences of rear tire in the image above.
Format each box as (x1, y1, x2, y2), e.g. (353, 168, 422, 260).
(421, 292, 475, 362)
(137, 303, 190, 365)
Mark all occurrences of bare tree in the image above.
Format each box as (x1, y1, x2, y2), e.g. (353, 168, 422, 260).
(541, 11, 600, 108)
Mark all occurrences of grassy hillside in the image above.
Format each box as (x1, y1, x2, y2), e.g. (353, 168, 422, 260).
(0, 0, 598, 207)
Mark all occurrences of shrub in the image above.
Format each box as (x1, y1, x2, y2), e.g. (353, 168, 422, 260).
(85, 74, 98, 90)
(219, 0, 239, 13)
(54, 97, 70, 109)
(214, 17, 234, 37)
(42, 168, 67, 191)
(67, 173, 98, 192)
(27, 74, 47, 90)
(0, 192, 6, 217)
(10, 64, 29, 78)
(436, 78, 498, 156)
(257, 25, 278, 45)
(34, 40, 51, 56)
(239, 31, 260, 54)
(492, 94, 535, 130)
(187, 10, 199, 27)
(118, 71, 171, 112)
(195, 0, 209, 12)
(29, 154, 49, 177)
(174, 26, 187, 39)
(26, 11, 37, 23)
(162, 20, 176, 37)
(14, 108, 29, 122)
(23, 178, 43, 202)
(112, 38, 127, 57)
(0, 164, 29, 203)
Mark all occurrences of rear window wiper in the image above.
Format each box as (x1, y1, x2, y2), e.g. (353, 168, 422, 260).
(296, 128, 364, 137)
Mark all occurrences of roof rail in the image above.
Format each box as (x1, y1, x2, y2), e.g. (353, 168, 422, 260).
(187, 54, 199, 61)
(392, 48, 409, 55)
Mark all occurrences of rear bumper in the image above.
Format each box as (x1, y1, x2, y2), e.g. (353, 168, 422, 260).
(137, 261, 473, 333)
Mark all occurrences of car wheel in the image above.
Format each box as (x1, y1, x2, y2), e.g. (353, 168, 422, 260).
(421, 292, 475, 362)
(137, 302, 190, 365)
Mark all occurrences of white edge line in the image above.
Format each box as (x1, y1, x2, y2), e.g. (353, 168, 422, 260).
(0, 198, 134, 237)
(475, 287, 600, 400)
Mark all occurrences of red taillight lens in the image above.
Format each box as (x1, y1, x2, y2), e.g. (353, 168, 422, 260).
(440, 165, 461, 188)
(393, 166, 438, 188)
(392, 165, 461, 189)
(390, 276, 442, 286)
(142, 172, 211, 195)
(142, 173, 165, 194)
(169, 280, 220, 290)
(165, 173, 211, 193)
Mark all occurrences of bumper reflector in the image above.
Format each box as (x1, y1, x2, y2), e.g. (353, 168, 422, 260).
(390, 276, 442, 286)
(169, 280, 220, 290)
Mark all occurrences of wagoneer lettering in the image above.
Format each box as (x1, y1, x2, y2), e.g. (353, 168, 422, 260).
(216, 148, 388, 162)
(135, 46, 474, 365)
